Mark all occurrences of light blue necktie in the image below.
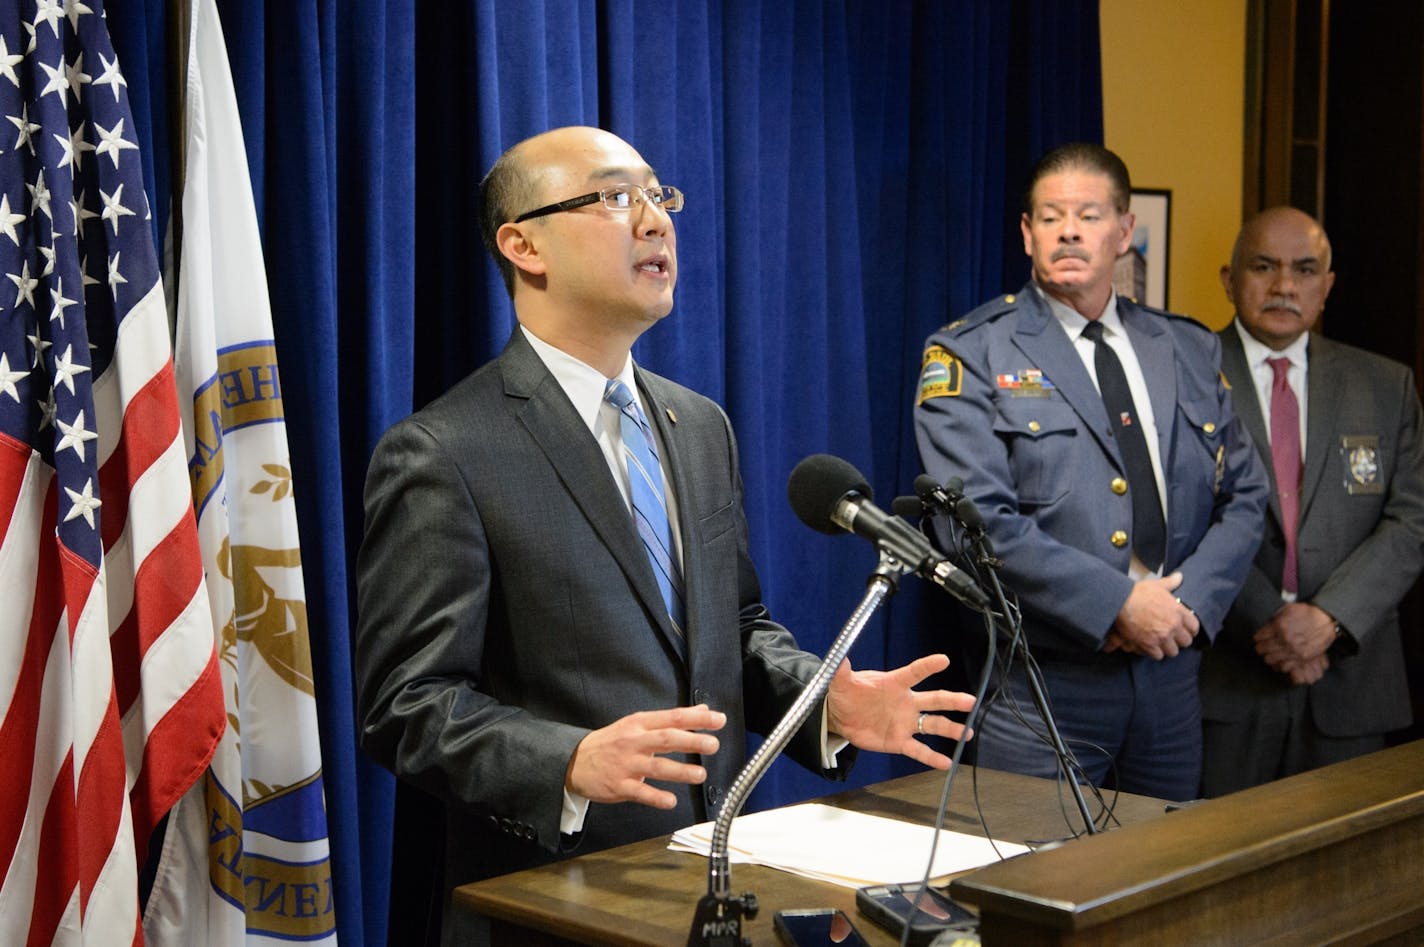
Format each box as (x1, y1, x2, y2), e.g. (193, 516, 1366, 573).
(604, 380, 686, 651)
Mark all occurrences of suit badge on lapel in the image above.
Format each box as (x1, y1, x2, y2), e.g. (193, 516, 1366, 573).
(666, 406, 678, 424)
(1218, 370, 1232, 391)
(917, 345, 963, 403)
(1341, 434, 1384, 494)
(1213, 445, 1226, 495)
(996, 368, 1056, 398)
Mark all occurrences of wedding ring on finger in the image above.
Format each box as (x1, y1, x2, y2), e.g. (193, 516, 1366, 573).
(916, 713, 927, 735)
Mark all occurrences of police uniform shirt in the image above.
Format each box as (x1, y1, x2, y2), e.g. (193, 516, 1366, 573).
(1038, 287, 1168, 579)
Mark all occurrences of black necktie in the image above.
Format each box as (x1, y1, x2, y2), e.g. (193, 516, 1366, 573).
(1082, 320, 1165, 570)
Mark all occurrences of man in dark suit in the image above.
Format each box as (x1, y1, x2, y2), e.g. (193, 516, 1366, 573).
(914, 143, 1269, 802)
(355, 126, 975, 941)
(1200, 206, 1424, 796)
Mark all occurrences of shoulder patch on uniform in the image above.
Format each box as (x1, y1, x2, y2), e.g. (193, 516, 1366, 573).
(917, 345, 963, 404)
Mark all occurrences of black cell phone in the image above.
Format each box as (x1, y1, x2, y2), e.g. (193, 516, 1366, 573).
(773, 908, 872, 946)
(854, 883, 978, 946)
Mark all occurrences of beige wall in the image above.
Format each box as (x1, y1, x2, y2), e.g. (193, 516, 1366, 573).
(1100, 0, 1247, 330)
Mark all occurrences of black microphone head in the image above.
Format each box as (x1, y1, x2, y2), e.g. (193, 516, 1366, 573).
(890, 495, 924, 519)
(913, 473, 940, 501)
(955, 496, 985, 532)
(787, 454, 872, 534)
(944, 475, 965, 497)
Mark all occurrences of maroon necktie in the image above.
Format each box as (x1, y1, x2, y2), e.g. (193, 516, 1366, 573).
(1267, 357, 1301, 593)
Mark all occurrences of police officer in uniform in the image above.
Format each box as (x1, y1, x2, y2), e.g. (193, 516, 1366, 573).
(914, 143, 1268, 800)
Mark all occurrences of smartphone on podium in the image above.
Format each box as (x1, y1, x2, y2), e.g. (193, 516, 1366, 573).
(855, 883, 978, 946)
(773, 908, 871, 946)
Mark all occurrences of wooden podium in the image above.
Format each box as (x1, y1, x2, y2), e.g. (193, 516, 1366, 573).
(952, 739, 1424, 945)
(455, 740, 1424, 945)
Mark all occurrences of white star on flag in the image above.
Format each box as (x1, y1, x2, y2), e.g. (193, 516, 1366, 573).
(62, 475, 102, 527)
(34, 0, 66, 38)
(92, 48, 126, 100)
(51, 342, 90, 394)
(38, 57, 69, 105)
(50, 276, 76, 327)
(56, 408, 99, 460)
(94, 116, 137, 167)
(0, 192, 25, 243)
(0, 34, 22, 86)
(0, 351, 27, 401)
(9, 101, 40, 153)
(100, 181, 132, 233)
(8, 258, 37, 308)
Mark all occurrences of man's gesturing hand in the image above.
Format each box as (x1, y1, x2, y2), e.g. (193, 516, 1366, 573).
(565, 705, 725, 810)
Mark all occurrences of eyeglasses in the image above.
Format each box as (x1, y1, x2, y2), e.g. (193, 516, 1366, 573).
(512, 184, 684, 223)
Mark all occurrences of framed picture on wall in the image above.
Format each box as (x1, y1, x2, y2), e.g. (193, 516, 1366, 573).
(1114, 188, 1171, 309)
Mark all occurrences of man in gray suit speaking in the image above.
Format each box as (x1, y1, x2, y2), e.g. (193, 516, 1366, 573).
(1200, 207, 1424, 796)
(354, 126, 975, 941)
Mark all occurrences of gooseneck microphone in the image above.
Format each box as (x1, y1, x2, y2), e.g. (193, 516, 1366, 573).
(788, 454, 990, 610)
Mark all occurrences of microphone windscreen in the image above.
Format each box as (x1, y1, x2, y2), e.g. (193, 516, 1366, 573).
(787, 454, 872, 534)
(890, 495, 924, 519)
(913, 473, 940, 500)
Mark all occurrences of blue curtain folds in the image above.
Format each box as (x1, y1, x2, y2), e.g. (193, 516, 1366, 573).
(108, 2, 1101, 943)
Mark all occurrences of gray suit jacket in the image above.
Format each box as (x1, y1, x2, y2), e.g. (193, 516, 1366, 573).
(355, 329, 846, 893)
(1201, 325, 1424, 736)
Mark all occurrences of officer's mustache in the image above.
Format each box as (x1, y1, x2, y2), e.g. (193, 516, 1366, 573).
(1261, 296, 1302, 314)
(1051, 246, 1091, 263)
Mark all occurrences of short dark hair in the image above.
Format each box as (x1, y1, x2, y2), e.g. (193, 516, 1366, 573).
(478, 144, 539, 298)
(1023, 143, 1132, 216)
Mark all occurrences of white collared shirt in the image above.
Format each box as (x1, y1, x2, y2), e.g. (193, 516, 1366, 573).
(521, 325, 686, 563)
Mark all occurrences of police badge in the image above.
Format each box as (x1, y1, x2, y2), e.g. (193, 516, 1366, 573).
(1341, 434, 1384, 495)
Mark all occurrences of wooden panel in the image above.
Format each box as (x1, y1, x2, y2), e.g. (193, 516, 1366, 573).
(951, 741, 1424, 946)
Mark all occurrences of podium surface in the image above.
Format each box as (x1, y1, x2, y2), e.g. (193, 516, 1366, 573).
(455, 741, 1424, 945)
(454, 764, 1168, 946)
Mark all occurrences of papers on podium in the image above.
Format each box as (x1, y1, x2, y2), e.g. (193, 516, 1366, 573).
(669, 803, 1030, 888)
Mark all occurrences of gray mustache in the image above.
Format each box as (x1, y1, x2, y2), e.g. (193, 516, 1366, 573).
(1262, 296, 1302, 314)
(1051, 247, 1091, 263)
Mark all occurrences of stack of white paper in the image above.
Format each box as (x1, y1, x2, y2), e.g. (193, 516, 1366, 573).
(669, 803, 1030, 888)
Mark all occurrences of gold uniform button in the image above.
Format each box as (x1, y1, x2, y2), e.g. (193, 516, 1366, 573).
(1110, 477, 1128, 495)
(1110, 530, 1129, 548)
(1203, 422, 1216, 434)
(1005, 294, 1016, 304)
(1028, 420, 1041, 433)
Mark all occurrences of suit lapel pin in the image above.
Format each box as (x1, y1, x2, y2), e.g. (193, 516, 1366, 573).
(666, 407, 677, 424)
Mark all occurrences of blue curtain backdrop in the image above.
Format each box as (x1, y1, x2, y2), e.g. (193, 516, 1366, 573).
(108, 2, 1102, 943)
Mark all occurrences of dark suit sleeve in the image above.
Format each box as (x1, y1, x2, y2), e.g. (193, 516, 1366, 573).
(354, 418, 583, 853)
(1168, 329, 1271, 638)
(1310, 367, 1424, 644)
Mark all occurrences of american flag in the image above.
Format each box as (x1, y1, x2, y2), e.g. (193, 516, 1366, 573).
(0, 2, 225, 944)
